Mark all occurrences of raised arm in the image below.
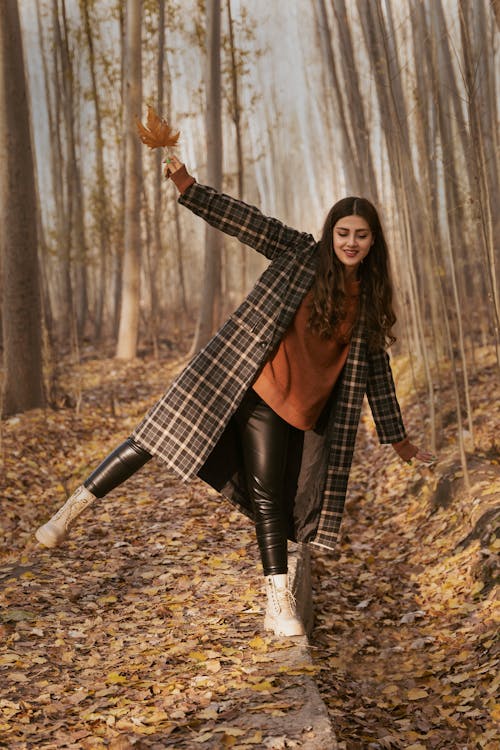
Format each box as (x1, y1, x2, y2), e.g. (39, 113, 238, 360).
(164, 156, 314, 260)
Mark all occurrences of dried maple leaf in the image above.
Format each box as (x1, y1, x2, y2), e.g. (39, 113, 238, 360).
(136, 105, 180, 149)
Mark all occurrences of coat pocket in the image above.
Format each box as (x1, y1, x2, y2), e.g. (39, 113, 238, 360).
(229, 304, 274, 341)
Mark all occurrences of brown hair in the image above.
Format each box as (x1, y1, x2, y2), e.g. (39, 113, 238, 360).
(308, 196, 396, 350)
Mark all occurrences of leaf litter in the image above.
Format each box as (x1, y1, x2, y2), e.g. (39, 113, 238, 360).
(1, 352, 319, 749)
(312, 348, 499, 749)
(0, 347, 498, 749)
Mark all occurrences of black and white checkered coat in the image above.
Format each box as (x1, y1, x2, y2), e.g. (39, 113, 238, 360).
(132, 182, 407, 551)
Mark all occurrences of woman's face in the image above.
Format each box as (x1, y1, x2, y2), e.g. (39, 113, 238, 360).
(333, 215, 374, 276)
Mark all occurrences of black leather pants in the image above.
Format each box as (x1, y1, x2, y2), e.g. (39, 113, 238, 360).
(84, 438, 152, 498)
(234, 390, 304, 577)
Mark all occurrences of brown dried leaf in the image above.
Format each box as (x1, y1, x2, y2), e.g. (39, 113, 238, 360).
(136, 106, 180, 149)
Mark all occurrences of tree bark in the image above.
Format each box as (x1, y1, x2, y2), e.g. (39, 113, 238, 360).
(116, 0, 143, 360)
(191, 0, 223, 353)
(226, 0, 246, 294)
(80, 0, 111, 344)
(0, 0, 44, 415)
(59, 0, 88, 343)
(314, 0, 360, 193)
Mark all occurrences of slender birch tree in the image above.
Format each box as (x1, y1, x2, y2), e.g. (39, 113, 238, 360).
(116, 0, 143, 359)
(191, 0, 223, 353)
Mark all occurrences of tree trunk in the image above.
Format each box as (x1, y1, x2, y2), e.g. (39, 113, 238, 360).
(149, 0, 165, 356)
(116, 0, 143, 360)
(80, 0, 111, 344)
(331, 0, 379, 202)
(113, 2, 126, 339)
(191, 0, 223, 354)
(226, 0, 246, 295)
(59, 0, 88, 343)
(314, 0, 361, 193)
(50, 0, 72, 344)
(0, 0, 44, 415)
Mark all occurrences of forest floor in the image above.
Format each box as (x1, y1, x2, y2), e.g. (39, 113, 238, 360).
(0, 345, 498, 749)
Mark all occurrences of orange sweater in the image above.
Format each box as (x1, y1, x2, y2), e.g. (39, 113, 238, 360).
(171, 166, 417, 462)
(253, 281, 360, 430)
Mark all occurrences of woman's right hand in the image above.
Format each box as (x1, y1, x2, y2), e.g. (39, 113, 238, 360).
(163, 154, 184, 179)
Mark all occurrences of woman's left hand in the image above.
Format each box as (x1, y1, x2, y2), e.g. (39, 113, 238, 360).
(408, 447, 437, 466)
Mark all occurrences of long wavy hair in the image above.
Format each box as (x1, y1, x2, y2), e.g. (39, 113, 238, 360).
(308, 196, 396, 350)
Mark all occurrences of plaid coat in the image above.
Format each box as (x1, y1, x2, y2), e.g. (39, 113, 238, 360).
(132, 182, 407, 551)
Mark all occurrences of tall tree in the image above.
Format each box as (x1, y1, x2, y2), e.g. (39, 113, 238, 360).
(191, 0, 223, 353)
(0, 0, 44, 415)
(116, 0, 143, 359)
(80, 0, 111, 343)
(226, 0, 246, 293)
(58, 0, 88, 342)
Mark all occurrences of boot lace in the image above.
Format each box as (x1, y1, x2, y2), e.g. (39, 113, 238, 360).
(52, 487, 95, 528)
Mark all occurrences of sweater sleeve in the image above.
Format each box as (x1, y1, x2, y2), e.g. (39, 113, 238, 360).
(169, 164, 196, 194)
(177, 181, 315, 261)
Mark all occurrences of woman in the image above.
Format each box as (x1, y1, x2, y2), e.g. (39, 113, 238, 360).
(36, 156, 434, 637)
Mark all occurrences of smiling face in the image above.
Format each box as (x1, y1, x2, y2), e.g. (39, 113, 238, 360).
(333, 215, 374, 278)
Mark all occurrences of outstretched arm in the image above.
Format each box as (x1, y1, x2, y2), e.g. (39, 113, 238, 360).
(366, 349, 436, 466)
(164, 156, 314, 261)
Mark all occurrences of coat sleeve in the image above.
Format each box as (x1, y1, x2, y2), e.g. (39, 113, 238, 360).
(366, 349, 407, 444)
(178, 182, 314, 260)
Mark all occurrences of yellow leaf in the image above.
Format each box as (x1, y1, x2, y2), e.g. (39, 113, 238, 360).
(407, 688, 428, 700)
(106, 672, 128, 684)
(245, 731, 263, 744)
(98, 595, 117, 604)
(248, 636, 268, 652)
(214, 727, 246, 737)
(278, 663, 318, 675)
(0, 653, 20, 665)
(188, 650, 207, 662)
(249, 680, 276, 692)
(490, 704, 500, 722)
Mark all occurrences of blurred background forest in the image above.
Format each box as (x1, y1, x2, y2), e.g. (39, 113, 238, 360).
(0, 0, 499, 476)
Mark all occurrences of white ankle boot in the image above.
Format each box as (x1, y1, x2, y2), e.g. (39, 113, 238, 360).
(264, 573, 306, 637)
(35, 485, 96, 548)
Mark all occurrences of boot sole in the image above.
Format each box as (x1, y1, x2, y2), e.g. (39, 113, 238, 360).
(35, 524, 64, 548)
(264, 614, 305, 637)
